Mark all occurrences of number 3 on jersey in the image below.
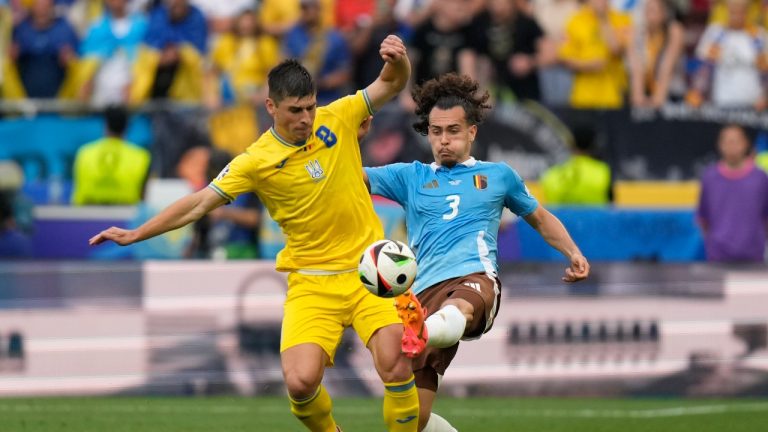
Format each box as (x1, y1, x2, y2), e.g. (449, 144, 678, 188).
(443, 195, 460, 220)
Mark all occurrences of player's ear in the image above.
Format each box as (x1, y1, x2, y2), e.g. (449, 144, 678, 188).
(468, 124, 478, 143)
(265, 98, 277, 116)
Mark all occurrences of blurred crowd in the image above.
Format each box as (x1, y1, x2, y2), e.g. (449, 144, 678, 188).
(1, 0, 768, 110)
(3, 0, 768, 263)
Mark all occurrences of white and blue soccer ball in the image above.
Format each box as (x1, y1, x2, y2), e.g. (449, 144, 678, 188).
(359, 239, 417, 298)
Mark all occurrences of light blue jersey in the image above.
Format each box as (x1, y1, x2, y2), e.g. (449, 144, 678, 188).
(365, 157, 538, 294)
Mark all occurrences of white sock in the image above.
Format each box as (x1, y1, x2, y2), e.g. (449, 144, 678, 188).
(422, 412, 458, 432)
(425, 305, 466, 348)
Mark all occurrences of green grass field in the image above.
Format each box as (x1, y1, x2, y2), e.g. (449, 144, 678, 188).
(1, 396, 767, 431)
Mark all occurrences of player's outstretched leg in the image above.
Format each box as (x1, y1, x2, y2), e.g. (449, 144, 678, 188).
(395, 289, 428, 357)
(423, 304, 467, 348)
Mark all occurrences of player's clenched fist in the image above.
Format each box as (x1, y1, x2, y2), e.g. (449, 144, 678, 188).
(380, 34, 407, 63)
(563, 254, 590, 283)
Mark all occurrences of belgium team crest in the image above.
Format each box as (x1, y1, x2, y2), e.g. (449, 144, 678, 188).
(473, 174, 488, 190)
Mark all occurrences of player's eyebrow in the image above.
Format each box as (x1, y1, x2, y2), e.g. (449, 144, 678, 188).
(288, 103, 316, 112)
(430, 123, 461, 130)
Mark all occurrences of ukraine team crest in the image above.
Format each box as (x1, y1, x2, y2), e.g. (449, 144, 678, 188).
(305, 159, 325, 181)
(473, 174, 487, 190)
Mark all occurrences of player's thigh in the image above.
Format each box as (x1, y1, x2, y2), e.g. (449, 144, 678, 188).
(348, 274, 409, 380)
(349, 273, 402, 348)
(444, 272, 501, 339)
(281, 272, 347, 365)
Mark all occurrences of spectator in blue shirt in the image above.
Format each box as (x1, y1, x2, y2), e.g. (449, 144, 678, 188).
(11, 0, 78, 98)
(283, 0, 351, 105)
(144, 0, 207, 99)
(79, 0, 148, 106)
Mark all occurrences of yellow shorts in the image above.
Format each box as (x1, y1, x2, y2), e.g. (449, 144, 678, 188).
(281, 271, 401, 366)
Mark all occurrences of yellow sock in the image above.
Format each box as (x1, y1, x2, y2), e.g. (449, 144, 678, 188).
(383, 375, 420, 432)
(288, 385, 337, 432)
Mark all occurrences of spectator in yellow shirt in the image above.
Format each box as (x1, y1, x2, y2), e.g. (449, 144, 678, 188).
(259, 0, 335, 37)
(207, 9, 280, 108)
(559, 0, 631, 109)
(709, 0, 765, 28)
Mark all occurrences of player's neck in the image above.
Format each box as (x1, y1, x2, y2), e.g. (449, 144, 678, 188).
(438, 156, 473, 169)
(271, 126, 305, 146)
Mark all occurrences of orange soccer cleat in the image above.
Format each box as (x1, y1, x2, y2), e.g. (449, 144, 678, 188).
(394, 289, 428, 358)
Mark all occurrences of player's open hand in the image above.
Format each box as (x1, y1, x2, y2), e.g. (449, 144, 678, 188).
(380, 35, 407, 64)
(563, 254, 589, 283)
(89, 227, 137, 246)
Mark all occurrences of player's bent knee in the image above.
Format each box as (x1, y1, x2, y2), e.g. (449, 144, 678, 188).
(443, 297, 474, 324)
(284, 370, 323, 399)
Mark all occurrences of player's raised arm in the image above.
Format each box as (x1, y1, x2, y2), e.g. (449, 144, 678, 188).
(523, 206, 590, 282)
(365, 34, 411, 112)
(89, 187, 227, 246)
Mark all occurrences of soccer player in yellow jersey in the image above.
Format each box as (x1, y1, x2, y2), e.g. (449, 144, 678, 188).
(90, 35, 420, 432)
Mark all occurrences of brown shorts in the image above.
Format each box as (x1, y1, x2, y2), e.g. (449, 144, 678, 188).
(413, 272, 501, 391)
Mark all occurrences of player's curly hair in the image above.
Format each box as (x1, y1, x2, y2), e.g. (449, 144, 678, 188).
(412, 73, 491, 136)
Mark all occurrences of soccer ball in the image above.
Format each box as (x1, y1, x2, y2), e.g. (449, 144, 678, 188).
(358, 239, 417, 298)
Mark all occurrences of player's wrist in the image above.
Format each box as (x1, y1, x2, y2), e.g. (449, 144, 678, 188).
(126, 229, 143, 245)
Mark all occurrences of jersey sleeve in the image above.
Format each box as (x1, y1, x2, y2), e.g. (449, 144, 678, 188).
(364, 163, 410, 205)
(501, 163, 538, 217)
(208, 152, 257, 203)
(323, 89, 375, 132)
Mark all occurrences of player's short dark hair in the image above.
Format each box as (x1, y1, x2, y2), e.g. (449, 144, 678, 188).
(104, 105, 129, 136)
(267, 59, 316, 104)
(412, 73, 491, 136)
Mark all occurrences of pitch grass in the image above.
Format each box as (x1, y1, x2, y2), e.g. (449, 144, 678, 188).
(1, 396, 768, 431)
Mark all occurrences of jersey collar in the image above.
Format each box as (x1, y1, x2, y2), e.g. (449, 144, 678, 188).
(430, 157, 477, 172)
(270, 127, 307, 148)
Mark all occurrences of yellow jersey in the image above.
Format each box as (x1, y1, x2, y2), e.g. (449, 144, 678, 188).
(210, 33, 280, 99)
(559, 7, 631, 109)
(209, 90, 383, 272)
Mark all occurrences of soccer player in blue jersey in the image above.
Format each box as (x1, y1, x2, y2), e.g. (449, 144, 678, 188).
(364, 73, 590, 432)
